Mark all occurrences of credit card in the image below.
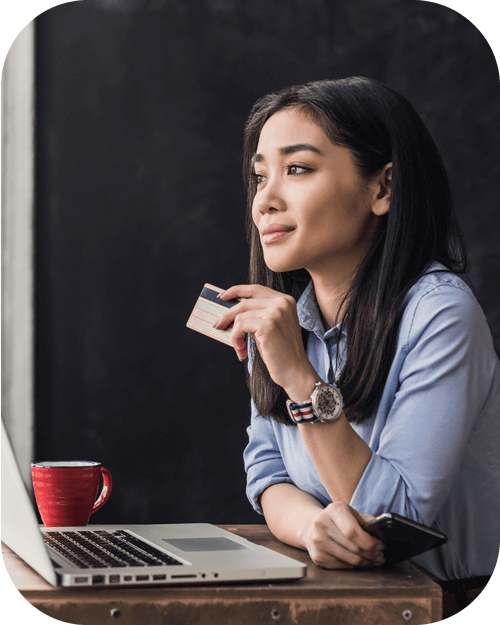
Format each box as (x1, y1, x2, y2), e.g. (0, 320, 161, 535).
(186, 284, 241, 346)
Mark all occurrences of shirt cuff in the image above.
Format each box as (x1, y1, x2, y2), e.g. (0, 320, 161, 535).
(244, 421, 293, 515)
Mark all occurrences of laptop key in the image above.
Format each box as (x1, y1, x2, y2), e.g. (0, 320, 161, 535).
(113, 531, 183, 566)
(44, 529, 182, 569)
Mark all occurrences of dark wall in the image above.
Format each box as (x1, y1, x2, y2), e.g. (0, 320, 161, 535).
(34, 0, 500, 525)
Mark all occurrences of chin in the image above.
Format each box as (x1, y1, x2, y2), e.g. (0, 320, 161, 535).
(263, 253, 302, 274)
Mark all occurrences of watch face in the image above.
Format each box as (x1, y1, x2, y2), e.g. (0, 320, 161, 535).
(312, 384, 343, 422)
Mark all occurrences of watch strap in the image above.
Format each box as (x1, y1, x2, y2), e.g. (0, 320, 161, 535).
(286, 399, 319, 424)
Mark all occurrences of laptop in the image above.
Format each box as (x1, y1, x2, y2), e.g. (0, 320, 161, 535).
(1, 418, 306, 587)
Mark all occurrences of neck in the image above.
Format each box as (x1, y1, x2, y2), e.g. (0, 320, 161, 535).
(308, 262, 357, 331)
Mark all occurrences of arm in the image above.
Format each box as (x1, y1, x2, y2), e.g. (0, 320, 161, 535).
(217, 284, 372, 503)
(244, 411, 384, 568)
(349, 283, 497, 525)
(226, 281, 496, 528)
(296, 414, 372, 504)
(260, 482, 324, 550)
(261, 483, 385, 568)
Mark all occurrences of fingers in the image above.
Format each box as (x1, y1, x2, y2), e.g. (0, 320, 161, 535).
(214, 288, 298, 363)
(309, 530, 376, 569)
(214, 285, 310, 391)
(213, 303, 259, 361)
(333, 503, 383, 553)
(227, 312, 268, 361)
(320, 524, 383, 568)
(216, 287, 295, 328)
(219, 284, 283, 301)
(216, 285, 294, 326)
(215, 298, 273, 332)
(306, 503, 385, 570)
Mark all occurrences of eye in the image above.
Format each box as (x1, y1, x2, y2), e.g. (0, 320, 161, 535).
(252, 172, 266, 185)
(287, 164, 310, 175)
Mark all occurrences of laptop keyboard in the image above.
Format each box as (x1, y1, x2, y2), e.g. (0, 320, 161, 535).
(42, 529, 183, 569)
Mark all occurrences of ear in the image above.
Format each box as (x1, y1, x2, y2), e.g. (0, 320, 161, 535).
(371, 162, 392, 216)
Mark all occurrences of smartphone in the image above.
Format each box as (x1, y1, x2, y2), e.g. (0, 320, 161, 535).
(362, 512, 447, 566)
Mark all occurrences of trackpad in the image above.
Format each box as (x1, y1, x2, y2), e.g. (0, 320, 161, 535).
(162, 537, 248, 552)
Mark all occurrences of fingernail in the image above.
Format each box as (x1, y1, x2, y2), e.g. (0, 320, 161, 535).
(374, 555, 385, 566)
(216, 290, 226, 299)
(213, 320, 220, 328)
(375, 543, 385, 551)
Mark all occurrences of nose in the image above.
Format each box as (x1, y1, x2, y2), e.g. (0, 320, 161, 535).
(252, 175, 286, 215)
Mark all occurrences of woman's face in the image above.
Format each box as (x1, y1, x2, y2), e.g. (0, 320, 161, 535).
(251, 107, 385, 277)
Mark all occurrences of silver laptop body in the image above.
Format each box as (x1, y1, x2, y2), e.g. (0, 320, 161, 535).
(1, 418, 306, 587)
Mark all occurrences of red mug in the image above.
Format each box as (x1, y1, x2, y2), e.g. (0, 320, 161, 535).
(31, 461, 112, 527)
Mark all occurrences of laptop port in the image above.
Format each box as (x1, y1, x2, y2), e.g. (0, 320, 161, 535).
(153, 574, 166, 581)
(171, 574, 197, 579)
(92, 575, 105, 585)
(136, 575, 149, 581)
(74, 577, 88, 584)
(124, 576, 133, 581)
(109, 575, 120, 584)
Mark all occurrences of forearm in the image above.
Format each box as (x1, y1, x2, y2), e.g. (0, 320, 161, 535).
(260, 482, 384, 570)
(285, 371, 373, 505)
(260, 482, 324, 550)
(298, 413, 372, 504)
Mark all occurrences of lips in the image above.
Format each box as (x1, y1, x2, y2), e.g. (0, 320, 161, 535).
(261, 224, 295, 244)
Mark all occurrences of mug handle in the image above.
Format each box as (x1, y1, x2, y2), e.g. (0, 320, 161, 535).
(91, 467, 113, 515)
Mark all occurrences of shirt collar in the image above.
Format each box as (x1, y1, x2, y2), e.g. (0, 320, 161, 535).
(296, 279, 346, 341)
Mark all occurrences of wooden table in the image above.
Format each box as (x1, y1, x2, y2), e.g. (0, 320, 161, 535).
(3, 525, 442, 624)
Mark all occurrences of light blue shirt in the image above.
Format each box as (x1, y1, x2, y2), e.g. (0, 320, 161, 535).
(243, 263, 500, 581)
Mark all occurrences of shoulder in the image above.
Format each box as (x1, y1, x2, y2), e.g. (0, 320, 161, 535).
(399, 262, 488, 351)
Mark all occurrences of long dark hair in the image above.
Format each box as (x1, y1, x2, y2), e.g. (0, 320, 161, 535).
(243, 77, 468, 426)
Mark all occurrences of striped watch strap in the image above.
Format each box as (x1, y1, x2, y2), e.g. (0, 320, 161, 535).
(286, 399, 318, 424)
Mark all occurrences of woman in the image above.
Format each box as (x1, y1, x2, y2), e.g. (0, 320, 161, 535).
(215, 78, 499, 590)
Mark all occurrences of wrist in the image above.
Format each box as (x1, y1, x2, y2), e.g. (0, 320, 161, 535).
(298, 507, 323, 551)
(283, 364, 323, 404)
(287, 380, 344, 425)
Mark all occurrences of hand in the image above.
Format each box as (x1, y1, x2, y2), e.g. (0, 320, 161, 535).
(215, 284, 320, 400)
(303, 501, 385, 569)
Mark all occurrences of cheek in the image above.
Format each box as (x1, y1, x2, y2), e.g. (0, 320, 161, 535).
(306, 189, 371, 243)
(251, 200, 260, 226)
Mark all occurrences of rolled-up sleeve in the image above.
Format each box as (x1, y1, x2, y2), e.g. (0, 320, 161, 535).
(243, 404, 293, 515)
(350, 284, 496, 526)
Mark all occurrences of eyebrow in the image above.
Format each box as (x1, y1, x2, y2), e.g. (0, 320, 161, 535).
(251, 143, 322, 165)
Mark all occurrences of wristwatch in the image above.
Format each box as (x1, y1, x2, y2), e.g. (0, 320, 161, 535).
(286, 382, 344, 424)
